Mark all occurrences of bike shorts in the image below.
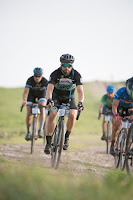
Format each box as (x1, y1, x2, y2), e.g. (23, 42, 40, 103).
(117, 105, 133, 117)
(102, 106, 112, 114)
(52, 93, 77, 111)
(27, 90, 47, 104)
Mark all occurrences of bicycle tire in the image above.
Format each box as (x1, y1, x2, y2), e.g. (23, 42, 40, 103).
(53, 119, 65, 169)
(31, 117, 38, 154)
(125, 124, 133, 173)
(114, 131, 121, 169)
(119, 129, 127, 170)
(51, 126, 57, 168)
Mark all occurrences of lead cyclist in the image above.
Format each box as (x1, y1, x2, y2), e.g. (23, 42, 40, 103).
(44, 54, 84, 154)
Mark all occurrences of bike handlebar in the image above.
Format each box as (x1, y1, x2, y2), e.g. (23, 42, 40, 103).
(76, 110, 81, 120)
(20, 104, 46, 112)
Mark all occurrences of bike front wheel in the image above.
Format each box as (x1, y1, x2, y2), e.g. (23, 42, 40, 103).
(119, 129, 127, 170)
(125, 124, 133, 173)
(31, 117, 38, 154)
(51, 119, 65, 169)
(114, 131, 121, 169)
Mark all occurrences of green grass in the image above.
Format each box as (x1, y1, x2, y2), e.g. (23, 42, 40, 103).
(0, 156, 133, 200)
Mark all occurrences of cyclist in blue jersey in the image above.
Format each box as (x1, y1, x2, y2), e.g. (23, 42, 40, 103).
(22, 68, 48, 141)
(44, 54, 84, 154)
(97, 85, 116, 140)
(110, 77, 133, 155)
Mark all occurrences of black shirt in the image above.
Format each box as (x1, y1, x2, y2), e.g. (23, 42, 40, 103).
(25, 76, 48, 96)
(48, 67, 82, 97)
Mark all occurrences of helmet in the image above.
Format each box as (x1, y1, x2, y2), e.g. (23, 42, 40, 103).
(60, 54, 75, 64)
(126, 77, 133, 99)
(106, 85, 116, 93)
(33, 67, 43, 77)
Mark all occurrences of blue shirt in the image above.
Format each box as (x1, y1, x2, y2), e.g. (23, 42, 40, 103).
(114, 87, 133, 107)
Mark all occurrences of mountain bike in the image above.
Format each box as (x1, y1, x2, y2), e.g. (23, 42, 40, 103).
(50, 103, 81, 169)
(125, 123, 133, 173)
(102, 110, 113, 154)
(21, 103, 45, 154)
(114, 116, 131, 170)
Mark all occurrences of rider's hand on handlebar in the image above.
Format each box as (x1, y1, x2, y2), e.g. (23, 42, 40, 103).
(113, 113, 118, 125)
(97, 113, 101, 120)
(22, 100, 27, 106)
(46, 98, 54, 108)
(77, 102, 84, 112)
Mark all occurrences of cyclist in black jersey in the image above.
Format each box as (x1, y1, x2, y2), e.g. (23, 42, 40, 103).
(22, 67, 48, 141)
(44, 54, 84, 154)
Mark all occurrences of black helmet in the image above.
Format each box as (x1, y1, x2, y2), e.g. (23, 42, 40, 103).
(126, 77, 133, 99)
(33, 67, 43, 77)
(60, 54, 75, 64)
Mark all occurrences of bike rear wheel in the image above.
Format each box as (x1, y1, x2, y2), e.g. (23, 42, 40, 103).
(31, 117, 38, 154)
(125, 124, 133, 173)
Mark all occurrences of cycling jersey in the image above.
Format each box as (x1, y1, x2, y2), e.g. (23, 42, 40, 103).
(114, 87, 133, 107)
(48, 67, 82, 98)
(100, 94, 114, 108)
(25, 76, 48, 96)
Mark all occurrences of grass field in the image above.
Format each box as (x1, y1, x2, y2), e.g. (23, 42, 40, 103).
(0, 81, 124, 139)
(1, 81, 132, 200)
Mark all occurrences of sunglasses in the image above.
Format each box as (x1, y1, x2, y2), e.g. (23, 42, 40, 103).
(62, 64, 72, 68)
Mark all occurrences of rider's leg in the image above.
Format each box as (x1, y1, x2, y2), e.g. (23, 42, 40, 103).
(110, 118, 121, 155)
(44, 109, 57, 154)
(25, 106, 32, 140)
(26, 106, 32, 132)
(38, 99, 46, 138)
(101, 115, 107, 140)
(63, 109, 77, 150)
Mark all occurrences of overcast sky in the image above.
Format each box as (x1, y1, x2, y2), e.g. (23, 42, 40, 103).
(0, 0, 133, 87)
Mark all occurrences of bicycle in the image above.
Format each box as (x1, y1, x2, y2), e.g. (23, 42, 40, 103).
(50, 103, 81, 169)
(101, 110, 113, 154)
(125, 123, 133, 173)
(21, 102, 45, 154)
(114, 116, 131, 170)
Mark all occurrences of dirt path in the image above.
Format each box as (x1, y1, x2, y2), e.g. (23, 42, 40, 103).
(0, 136, 115, 176)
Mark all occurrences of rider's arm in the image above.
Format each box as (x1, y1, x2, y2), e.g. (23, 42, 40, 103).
(112, 99, 119, 116)
(22, 87, 29, 105)
(98, 103, 103, 114)
(76, 85, 84, 103)
(46, 83, 54, 99)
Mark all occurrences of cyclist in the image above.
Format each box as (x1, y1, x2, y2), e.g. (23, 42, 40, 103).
(110, 77, 133, 155)
(22, 67, 48, 141)
(44, 54, 84, 154)
(97, 85, 116, 140)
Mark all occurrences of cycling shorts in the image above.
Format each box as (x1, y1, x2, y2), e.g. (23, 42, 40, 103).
(27, 90, 46, 104)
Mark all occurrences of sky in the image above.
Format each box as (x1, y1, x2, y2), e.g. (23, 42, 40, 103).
(0, 0, 133, 87)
